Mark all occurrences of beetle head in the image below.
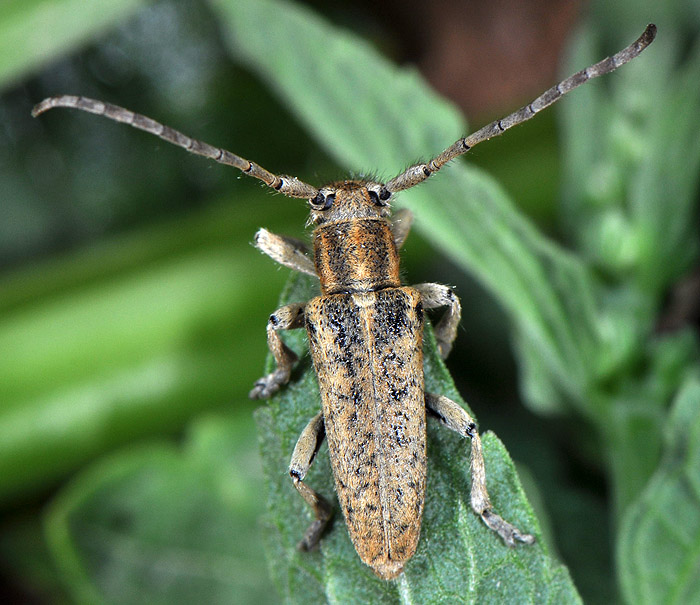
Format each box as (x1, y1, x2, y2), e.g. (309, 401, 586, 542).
(308, 180, 393, 225)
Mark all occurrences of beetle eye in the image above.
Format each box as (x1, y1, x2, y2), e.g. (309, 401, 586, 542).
(310, 192, 334, 210)
(368, 188, 390, 207)
(368, 190, 382, 206)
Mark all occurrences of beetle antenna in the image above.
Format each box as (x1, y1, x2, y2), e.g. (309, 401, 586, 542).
(32, 95, 319, 199)
(384, 23, 657, 194)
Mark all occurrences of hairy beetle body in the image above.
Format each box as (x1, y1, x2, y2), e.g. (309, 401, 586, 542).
(313, 218, 401, 294)
(305, 186, 427, 578)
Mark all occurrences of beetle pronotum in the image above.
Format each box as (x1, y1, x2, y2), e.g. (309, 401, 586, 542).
(33, 23, 656, 579)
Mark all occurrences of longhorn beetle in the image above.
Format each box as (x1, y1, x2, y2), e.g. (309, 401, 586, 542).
(33, 24, 656, 579)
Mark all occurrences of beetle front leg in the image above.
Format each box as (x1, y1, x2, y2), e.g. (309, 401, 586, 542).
(249, 302, 305, 399)
(414, 283, 461, 359)
(289, 412, 333, 551)
(254, 228, 317, 277)
(425, 393, 535, 546)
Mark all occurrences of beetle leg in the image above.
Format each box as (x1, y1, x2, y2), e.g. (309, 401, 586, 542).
(425, 393, 535, 546)
(289, 411, 333, 551)
(254, 228, 317, 277)
(249, 302, 305, 399)
(414, 283, 461, 359)
(391, 207, 414, 249)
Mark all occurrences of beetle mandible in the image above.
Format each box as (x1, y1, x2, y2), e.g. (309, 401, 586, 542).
(32, 23, 656, 579)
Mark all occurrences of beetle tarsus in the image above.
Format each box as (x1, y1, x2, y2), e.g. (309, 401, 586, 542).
(249, 368, 292, 399)
(481, 509, 536, 546)
(297, 517, 330, 551)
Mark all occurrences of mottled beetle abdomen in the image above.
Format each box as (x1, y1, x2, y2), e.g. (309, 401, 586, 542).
(306, 287, 425, 578)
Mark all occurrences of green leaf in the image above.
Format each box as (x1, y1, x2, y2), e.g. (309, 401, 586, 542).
(0, 194, 291, 503)
(44, 412, 274, 605)
(0, 0, 147, 91)
(630, 37, 700, 292)
(255, 273, 581, 603)
(618, 377, 700, 605)
(604, 331, 700, 516)
(560, 18, 700, 293)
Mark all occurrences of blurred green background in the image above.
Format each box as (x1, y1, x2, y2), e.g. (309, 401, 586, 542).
(1, 0, 699, 603)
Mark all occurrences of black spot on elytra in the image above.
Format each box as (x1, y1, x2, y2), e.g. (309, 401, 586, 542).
(390, 386, 409, 402)
(392, 422, 408, 446)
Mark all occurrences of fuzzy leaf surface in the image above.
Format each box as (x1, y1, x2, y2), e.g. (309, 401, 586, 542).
(45, 414, 272, 605)
(618, 378, 700, 605)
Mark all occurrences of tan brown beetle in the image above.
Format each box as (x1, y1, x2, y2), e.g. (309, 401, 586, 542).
(32, 23, 656, 579)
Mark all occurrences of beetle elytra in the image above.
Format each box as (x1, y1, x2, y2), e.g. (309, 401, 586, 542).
(32, 23, 656, 579)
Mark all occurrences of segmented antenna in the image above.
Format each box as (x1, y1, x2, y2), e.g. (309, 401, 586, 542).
(33, 24, 656, 201)
(31, 95, 319, 199)
(384, 23, 657, 193)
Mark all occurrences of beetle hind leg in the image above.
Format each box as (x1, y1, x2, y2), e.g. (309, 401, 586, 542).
(289, 412, 333, 550)
(425, 393, 535, 546)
